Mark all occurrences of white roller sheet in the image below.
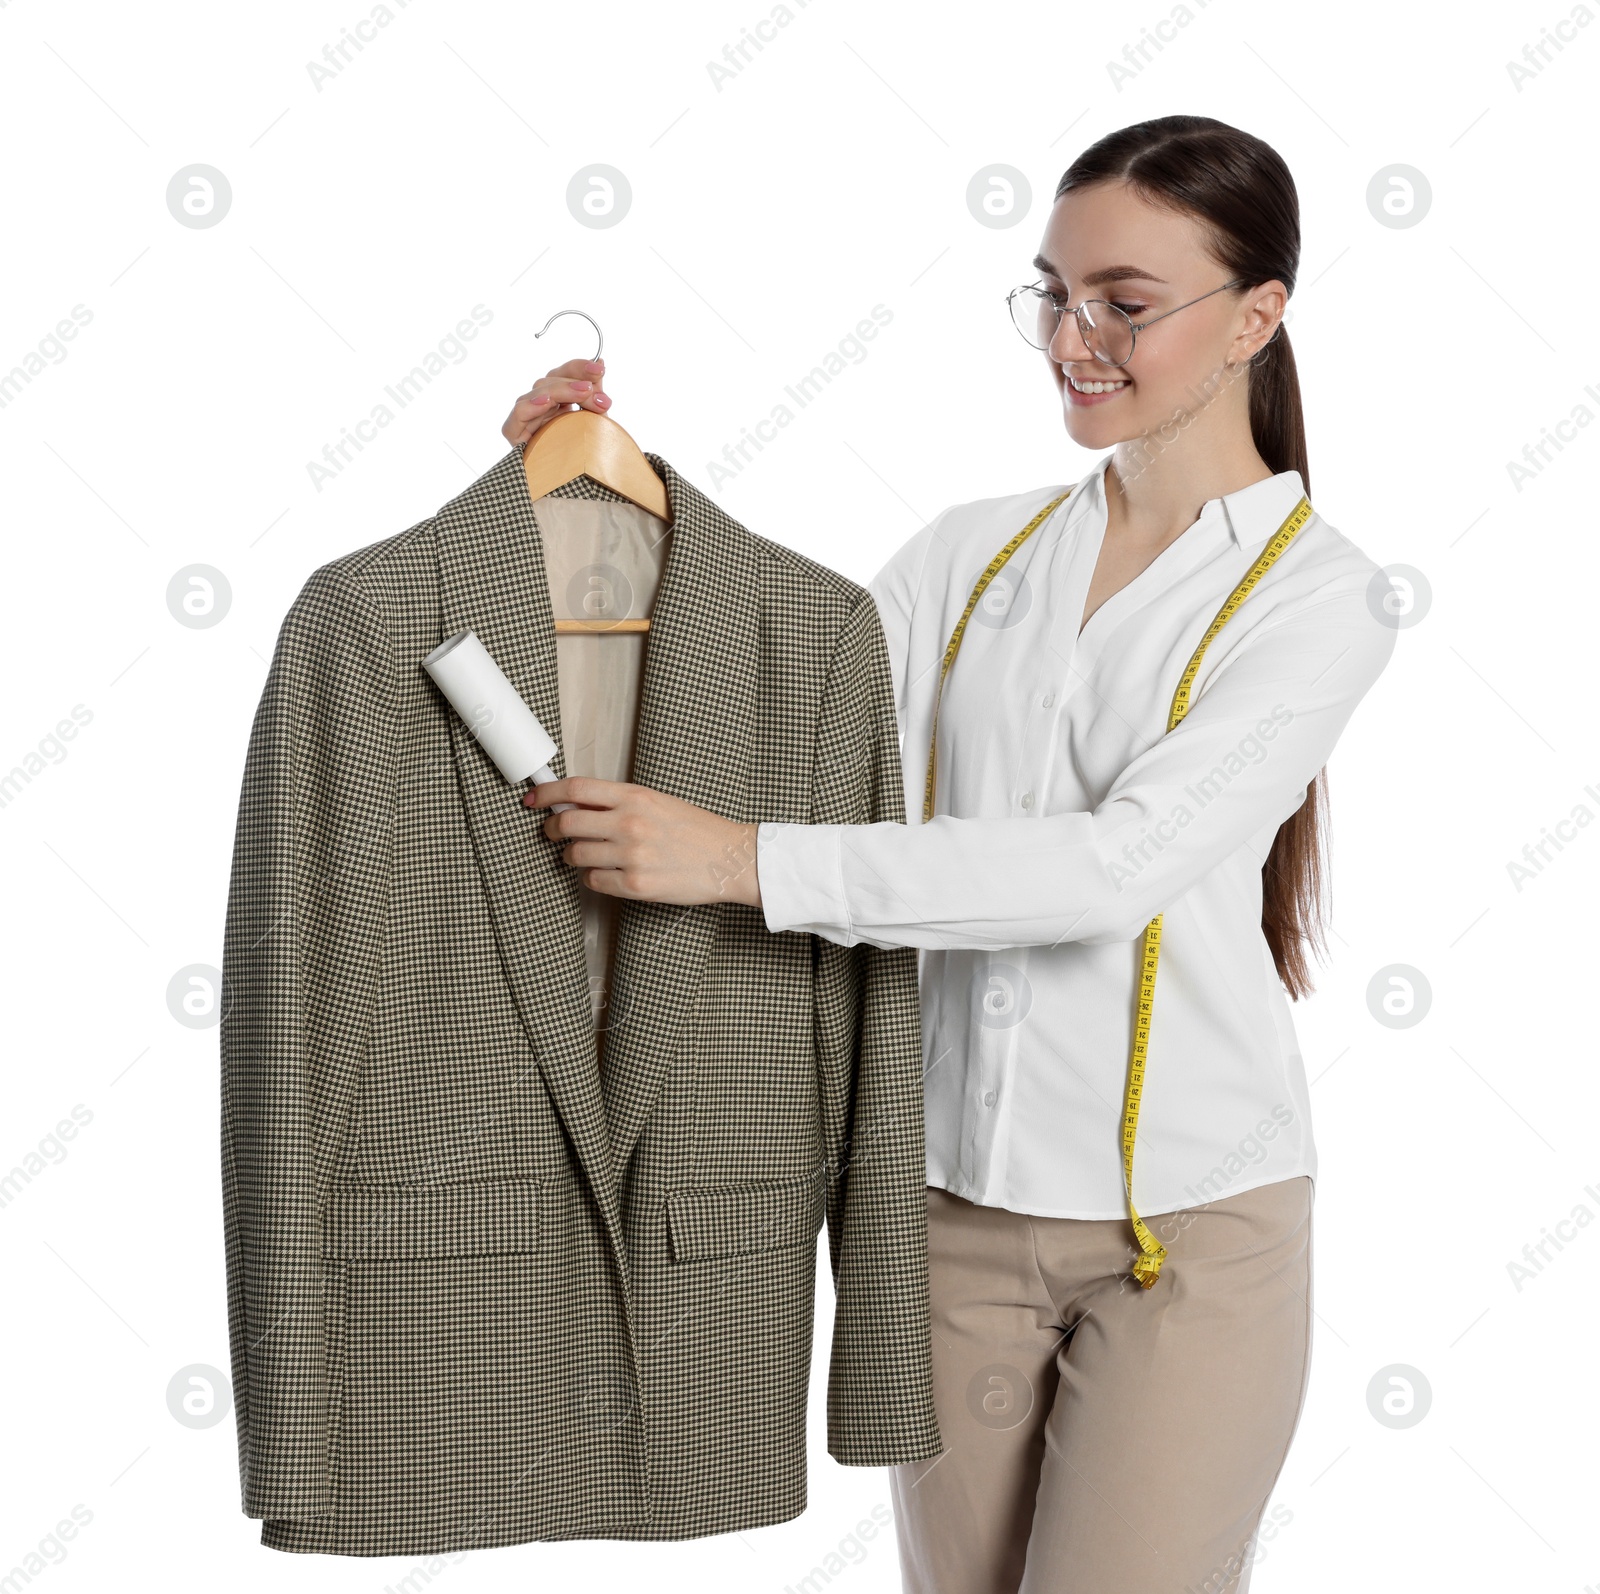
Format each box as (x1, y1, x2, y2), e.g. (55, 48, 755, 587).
(422, 628, 574, 808)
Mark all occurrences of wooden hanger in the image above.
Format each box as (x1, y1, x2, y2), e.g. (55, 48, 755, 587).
(523, 310, 669, 635)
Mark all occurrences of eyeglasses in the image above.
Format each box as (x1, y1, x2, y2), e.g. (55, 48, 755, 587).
(1006, 277, 1251, 367)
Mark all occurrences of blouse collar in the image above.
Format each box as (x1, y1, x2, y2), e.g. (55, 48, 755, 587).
(1079, 451, 1309, 556)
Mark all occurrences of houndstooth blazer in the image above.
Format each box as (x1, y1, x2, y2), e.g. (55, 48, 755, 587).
(219, 444, 943, 1556)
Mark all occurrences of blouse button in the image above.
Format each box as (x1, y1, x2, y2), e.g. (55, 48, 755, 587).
(1041, 692, 1055, 708)
(1020, 791, 1035, 810)
(983, 1090, 998, 1107)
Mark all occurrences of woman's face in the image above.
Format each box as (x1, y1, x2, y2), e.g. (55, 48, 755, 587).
(1031, 180, 1283, 452)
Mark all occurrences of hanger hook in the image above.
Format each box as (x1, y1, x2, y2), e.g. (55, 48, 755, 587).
(533, 309, 602, 373)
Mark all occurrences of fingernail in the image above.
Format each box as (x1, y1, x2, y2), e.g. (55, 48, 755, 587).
(595, 394, 610, 407)
(576, 381, 592, 391)
(532, 394, 549, 404)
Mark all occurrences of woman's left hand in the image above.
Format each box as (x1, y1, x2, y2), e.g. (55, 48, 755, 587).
(524, 778, 762, 908)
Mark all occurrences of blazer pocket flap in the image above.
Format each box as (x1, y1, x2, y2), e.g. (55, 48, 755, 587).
(322, 1176, 541, 1260)
(666, 1172, 824, 1263)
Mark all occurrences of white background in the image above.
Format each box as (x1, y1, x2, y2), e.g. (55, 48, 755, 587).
(1, 0, 1594, 1589)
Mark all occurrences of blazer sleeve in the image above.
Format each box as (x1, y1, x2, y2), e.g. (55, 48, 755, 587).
(808, 590, 945, 1468)
(219, 563, 395, 1520)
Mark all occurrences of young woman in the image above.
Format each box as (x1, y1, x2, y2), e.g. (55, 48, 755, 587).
(503, 115, 1396, 1594)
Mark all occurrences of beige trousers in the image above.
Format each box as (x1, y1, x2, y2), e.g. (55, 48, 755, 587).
(890, 1176, 1313, 1594)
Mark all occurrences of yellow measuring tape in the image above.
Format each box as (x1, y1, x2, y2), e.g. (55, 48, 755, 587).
(923, 491, 1072, 824)
(924, 485, 1315, 1288)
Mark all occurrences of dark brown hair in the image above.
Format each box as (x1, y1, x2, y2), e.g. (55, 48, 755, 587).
(1055, 114, 1327, 999)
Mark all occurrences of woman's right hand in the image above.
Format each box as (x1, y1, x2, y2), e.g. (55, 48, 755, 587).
(501, 357, 612, 445)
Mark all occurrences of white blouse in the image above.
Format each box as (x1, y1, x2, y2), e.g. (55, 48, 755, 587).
(755, 452, 1398, 1219)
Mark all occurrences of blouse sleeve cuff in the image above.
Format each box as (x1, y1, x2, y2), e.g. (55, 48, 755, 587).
(756, 821, 852, 941)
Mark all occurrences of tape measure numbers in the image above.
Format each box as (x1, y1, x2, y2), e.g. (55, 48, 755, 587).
(924, 486, 1315, 1289)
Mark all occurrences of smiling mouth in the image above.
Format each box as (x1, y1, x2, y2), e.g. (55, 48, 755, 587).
(1068, 374, 1129, 394)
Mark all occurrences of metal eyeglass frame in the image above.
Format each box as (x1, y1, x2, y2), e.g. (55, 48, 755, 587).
(1007, 277, 1251, 366)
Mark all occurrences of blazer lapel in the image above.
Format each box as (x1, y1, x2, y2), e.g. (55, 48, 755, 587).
(431, 446, 759, 1201)
(602, 453, 759, 1174)
(431, 447, 622, 1236)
